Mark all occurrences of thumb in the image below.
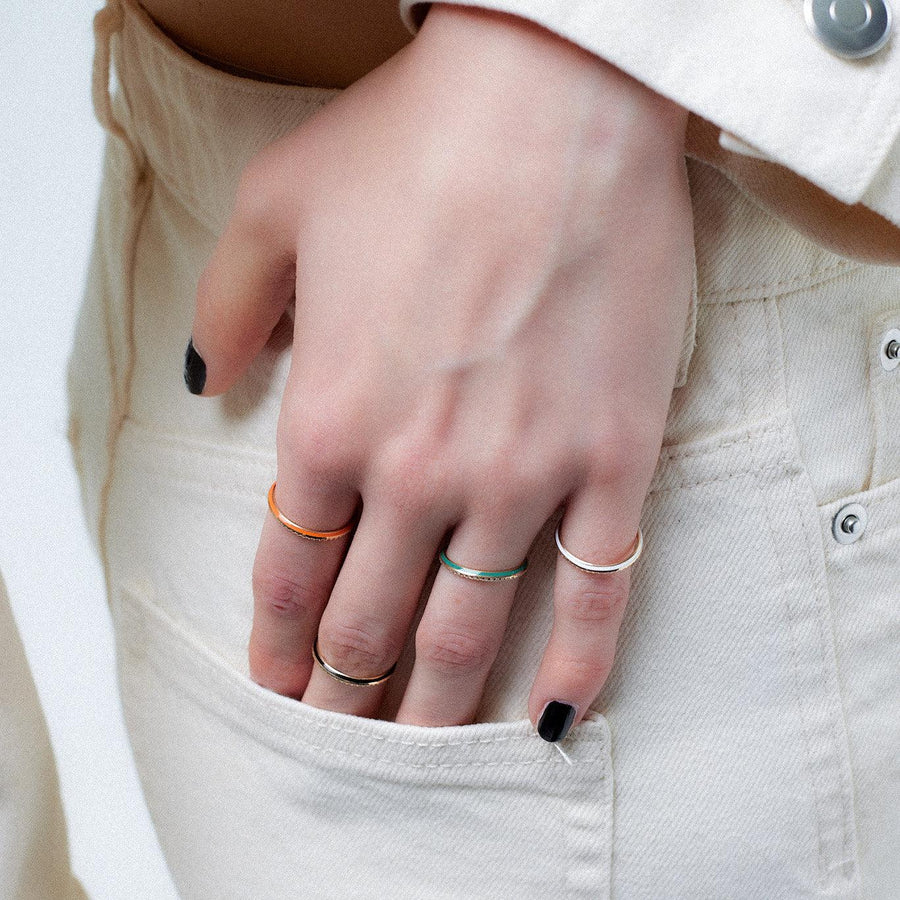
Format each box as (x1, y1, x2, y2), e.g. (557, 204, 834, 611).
(186, 173, 296, 397)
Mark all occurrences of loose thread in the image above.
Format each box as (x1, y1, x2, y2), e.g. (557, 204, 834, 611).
(554, 742, 574, 766)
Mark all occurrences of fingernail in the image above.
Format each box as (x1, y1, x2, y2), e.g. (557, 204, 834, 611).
(183, 338, 206, 394)
(537, 701, 577, 743)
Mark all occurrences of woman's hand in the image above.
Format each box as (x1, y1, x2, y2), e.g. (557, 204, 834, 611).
(189, 4, 693, 738)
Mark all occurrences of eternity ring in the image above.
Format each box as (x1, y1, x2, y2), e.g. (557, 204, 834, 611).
(267, 482, 354, 541)
(555, 524, 644, 574)
(312, 638, 397, 687)
(439, 550, 528, 582)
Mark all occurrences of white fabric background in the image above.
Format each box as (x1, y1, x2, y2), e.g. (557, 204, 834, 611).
(0, 2, 177, 896)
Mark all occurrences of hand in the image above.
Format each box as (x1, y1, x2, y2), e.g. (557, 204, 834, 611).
(189, 4, 693, 737)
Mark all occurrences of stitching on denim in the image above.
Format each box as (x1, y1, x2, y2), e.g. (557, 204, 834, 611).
(133, 640, 608, 769)
(776, 422, 857, 888)
(846, 38, 900, 199)
(142, 663, 609, 771)
(738, 302, 830, 884)
(744, 430, 829, 881)
(659, 421, 781, 461)
(767, 301, 857, 885)
(649, 462, 783, 494)
(846, 489, 900, 532)
(735, 304, 752, 433)
(699, 259, 858, 303)
(763, 300, 783, 412)
(774, 0, 899, 199)
(118, 471, 265, 504)
(121, 589, 609, 766)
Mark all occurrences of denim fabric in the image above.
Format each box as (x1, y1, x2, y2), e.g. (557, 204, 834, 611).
(0, 575, 87, 900)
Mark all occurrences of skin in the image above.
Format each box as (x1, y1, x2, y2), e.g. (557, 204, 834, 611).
(139, 0, 412, 87)
(186, 3, 694, 732)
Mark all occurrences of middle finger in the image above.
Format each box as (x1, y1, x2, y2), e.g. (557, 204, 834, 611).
(301, 504, 445, 718)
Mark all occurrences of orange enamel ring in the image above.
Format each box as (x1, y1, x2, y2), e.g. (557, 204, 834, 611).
(267, 482, 354, 541)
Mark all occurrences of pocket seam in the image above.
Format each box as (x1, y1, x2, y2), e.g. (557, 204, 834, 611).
(746, 416, 860, 893)
(117, 583, 610, 770)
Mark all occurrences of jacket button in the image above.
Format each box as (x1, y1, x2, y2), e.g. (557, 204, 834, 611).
(832, 503, 868, 544)
(881, 328, 900, 371)
(804, 0, 893, 58)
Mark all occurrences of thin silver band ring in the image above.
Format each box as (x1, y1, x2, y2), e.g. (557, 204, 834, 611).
(555, 524, 644, 574)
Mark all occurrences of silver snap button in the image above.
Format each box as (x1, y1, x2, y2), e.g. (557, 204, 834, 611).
(805, 0, 893, 58)
(832, 0, 873, 30)
(881, 328, 900, 371)
(832, 503, 868, 543)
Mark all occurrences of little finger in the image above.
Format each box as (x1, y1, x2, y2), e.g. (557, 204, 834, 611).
(529, 493, 641, 742)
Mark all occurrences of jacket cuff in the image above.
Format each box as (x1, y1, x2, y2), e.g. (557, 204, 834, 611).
(401, 0, 900, 227)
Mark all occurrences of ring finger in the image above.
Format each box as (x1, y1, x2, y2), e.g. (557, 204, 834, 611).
(395, 508, 549, 727)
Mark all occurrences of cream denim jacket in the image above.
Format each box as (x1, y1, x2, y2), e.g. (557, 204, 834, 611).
(401, 0, 900, 263)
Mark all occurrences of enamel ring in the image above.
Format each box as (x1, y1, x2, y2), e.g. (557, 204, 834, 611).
(439, 550, 528, 582)
(267, 482, 354, 541)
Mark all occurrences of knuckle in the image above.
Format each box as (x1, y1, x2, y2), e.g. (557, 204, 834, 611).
(589, 438, 642, 486)
(375, 437, 446, 510)
(318, 620, 397, 676)
(477, 478, 533, 521)
(563, 582, 628, 625)
(248, 645, 308, 699)
(194, 265, 217, 319)
(463, 458, 538, 521)
(416, 624, 496, 676)
(556, 650, 616, 691)
(233, 152, 281, 236)
(479, 439, 526, 484)
(278, 406, 351, 482)
(252, 567, 323, 621)
(587, 421, 658, 487)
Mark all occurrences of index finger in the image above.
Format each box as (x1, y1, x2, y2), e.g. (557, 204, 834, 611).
(249, 474, 357, 698)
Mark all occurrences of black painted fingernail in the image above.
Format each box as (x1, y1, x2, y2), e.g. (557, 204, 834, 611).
(184, 338, 206, 394)
(537, 701, 577, 743)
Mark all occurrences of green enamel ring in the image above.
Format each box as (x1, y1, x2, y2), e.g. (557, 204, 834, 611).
(439, 550, 528, 582)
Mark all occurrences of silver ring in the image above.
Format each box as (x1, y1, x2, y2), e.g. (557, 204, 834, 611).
(555, 524, 644, 573)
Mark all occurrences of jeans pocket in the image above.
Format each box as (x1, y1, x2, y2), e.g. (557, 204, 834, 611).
(114, 583, 613, 900)
(815, 476, 900, 898)
(596, 417, 862, 899)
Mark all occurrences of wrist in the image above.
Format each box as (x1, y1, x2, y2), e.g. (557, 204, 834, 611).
(414, 3, 688, 154)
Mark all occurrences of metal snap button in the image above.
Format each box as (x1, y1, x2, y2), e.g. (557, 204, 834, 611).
(881, 328, 900, 371)
(832, 503, 868, 543)
(805, 0, 893, 58)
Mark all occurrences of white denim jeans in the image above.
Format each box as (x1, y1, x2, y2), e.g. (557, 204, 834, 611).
(0, 574, 87, 900)
(67, 1, 900, 897)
